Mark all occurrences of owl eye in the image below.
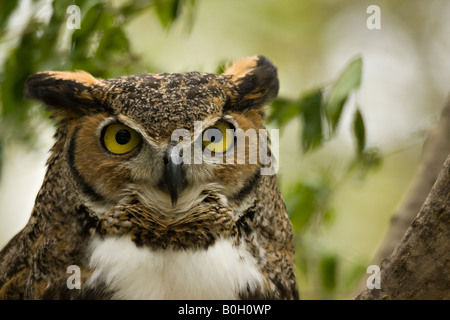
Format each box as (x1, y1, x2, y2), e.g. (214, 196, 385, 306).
(102, 123, 141, 155)
(202, 121, 234, 154)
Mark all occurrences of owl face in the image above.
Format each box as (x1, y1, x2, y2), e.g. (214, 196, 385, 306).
(26, 56, 279, 221)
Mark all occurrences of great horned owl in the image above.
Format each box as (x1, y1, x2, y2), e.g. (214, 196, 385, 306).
(0, 55, 298, 300)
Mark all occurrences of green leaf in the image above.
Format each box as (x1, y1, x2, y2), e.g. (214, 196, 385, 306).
(120, 0, 155, 20)
(154, 0, 180, 29)
(71, 3, 104, 51)
(1, 30, 37, 120)
(325, 56, 362, 130)
(348, 147, 382, 178)
(286, 176, 332, 232)
(34, 1, 68, 69)
(286, 183, 319, 231)
(353, 107, 366, 155)
(298, 89, 323, 152)
(267, 97, 300, 128)
(0, 0, 19, 32)
(96, 27, 130, 58)
(319, 253, 338, 292)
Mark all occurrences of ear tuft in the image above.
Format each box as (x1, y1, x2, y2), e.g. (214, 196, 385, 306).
(223, 55, 279, 110)
(25, 71, 106, 118)
(224, 56, 260, 80)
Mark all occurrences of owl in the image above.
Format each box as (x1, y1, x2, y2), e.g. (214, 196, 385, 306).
(0, 55, 298, 300)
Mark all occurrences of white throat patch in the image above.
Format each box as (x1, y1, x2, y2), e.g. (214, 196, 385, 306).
(87, 236, 264, 299)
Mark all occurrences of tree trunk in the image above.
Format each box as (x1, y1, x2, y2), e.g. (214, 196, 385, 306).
(356, 153, 450, 299)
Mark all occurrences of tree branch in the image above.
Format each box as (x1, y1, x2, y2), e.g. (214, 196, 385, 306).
(356, 153, 450, 299)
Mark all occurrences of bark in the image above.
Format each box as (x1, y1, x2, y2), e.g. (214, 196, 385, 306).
(356, 153, 450, 299)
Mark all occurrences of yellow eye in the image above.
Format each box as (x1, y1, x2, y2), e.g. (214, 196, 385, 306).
(102, 123, 141, 155)
(202, 121, 234, 153)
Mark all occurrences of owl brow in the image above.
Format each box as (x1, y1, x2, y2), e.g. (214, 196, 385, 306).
(115, 114, 161, 147)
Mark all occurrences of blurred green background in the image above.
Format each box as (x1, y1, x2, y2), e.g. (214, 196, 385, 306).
(0, 0, 449, 299)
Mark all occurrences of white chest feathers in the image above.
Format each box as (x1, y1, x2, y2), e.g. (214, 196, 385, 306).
(87, 236, 265, 299)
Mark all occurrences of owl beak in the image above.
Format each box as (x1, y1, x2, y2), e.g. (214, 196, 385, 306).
(163, 155, 184, 207)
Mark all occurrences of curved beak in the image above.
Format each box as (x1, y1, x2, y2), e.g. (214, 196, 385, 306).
(163, 154, 184, 207)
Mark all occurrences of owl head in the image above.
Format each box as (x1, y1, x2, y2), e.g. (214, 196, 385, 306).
(25, 55, 279, 221)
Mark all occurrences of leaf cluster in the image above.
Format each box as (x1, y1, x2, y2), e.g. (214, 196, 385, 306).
(268, 57, 381, 298)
